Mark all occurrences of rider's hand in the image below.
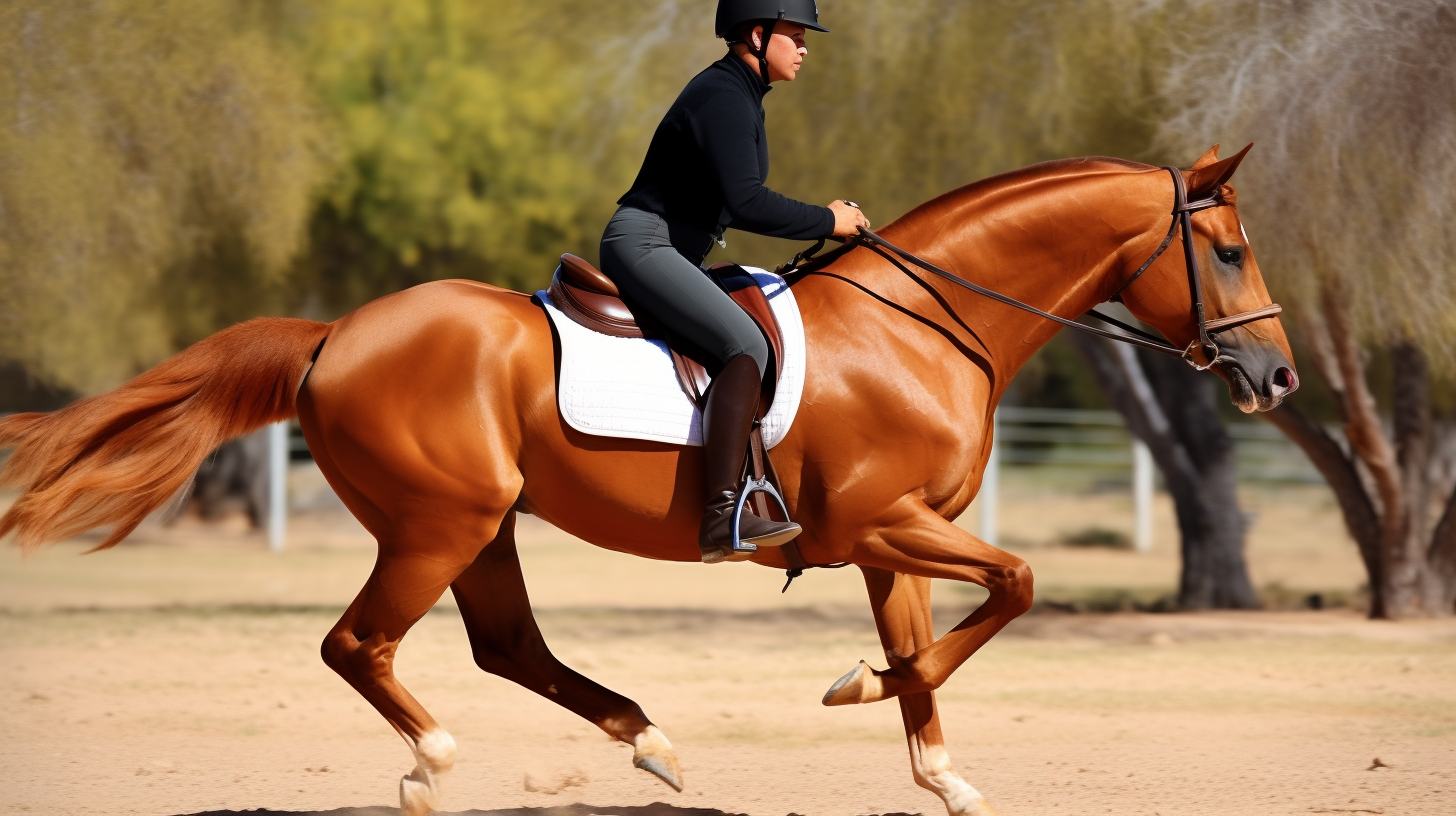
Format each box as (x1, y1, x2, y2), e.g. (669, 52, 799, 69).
(829, 200, 870, 238)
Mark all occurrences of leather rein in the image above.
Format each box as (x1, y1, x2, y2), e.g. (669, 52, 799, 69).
(788, 166, 1283, 370)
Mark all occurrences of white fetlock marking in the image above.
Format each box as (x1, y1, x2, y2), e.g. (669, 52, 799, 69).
(399, 729, 456, 816)
(631, 725, 684, 792)
(914, 741, 995, 816)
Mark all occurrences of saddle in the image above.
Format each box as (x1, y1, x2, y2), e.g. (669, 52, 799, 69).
(547, 254, 786, 411)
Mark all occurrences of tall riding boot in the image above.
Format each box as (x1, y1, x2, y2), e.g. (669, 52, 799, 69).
(699, 354, 802, 563)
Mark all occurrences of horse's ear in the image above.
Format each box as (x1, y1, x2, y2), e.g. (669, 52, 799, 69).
(1186, 143, 1252, 200)
(1190, 144, 1221, 170)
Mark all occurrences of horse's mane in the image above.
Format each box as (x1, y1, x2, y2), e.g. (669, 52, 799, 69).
(783, 156, 1155, 280)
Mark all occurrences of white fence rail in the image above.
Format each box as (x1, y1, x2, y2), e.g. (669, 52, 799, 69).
(976, 406, 1322, 551)
(0, 408, 1320, 553)
(266, 421, 289, 553)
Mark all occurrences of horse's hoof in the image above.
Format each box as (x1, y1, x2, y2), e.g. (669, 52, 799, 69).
(399, 730, 455, 816)
(948, 798, 999, 816)
(400, 770, 440, 816)
(632, 725, 684, 792)
(822, 659, 884, 705)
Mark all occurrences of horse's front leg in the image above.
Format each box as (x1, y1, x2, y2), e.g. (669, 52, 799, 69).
(860, 566, 999, 816)
(824, 497, 1033, 705)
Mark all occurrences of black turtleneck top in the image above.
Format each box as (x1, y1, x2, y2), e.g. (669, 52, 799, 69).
(618, 53, 835, 243)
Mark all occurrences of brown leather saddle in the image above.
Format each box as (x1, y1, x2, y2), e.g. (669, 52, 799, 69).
(546, 254, 786, 411)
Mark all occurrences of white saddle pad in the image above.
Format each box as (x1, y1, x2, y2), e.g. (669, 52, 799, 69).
(537, 268, 805, 447)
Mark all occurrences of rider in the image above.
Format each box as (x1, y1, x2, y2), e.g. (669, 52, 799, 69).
(600, 0, 870, 564)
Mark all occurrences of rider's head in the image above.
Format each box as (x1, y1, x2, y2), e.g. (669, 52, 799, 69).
(715, 0, 828, 85)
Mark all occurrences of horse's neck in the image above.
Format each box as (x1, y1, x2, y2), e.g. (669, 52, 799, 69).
(812, 165, 1161, 399)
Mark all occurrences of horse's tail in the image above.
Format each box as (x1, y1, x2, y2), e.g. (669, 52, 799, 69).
(0, 317, 331, 554)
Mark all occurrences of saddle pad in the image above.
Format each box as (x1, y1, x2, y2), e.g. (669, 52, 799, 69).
(537, 268, 805, 448)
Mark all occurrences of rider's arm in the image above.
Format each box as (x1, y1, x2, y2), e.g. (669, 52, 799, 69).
(692, 92, 835, 240)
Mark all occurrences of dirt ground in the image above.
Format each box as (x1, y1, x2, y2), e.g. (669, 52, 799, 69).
(2, 478, 1454, 816)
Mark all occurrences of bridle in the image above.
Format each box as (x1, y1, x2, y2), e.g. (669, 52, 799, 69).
(791, 166, 1283, 370)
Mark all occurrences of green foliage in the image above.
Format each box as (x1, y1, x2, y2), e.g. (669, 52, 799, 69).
(285, 0, 617, 306)
(0, 0, 327, 393)
(13, 0, 1443, 403)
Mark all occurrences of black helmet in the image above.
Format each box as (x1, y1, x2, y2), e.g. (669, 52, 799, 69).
(715, 0, 829, 39)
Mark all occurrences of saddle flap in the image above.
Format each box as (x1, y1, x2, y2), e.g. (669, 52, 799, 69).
(709, 263, 785, 409)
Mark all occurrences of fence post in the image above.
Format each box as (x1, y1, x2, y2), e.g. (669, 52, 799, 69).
(979, 409, 1000, 545)
(267, 421, 288, 553)
(1132, 437, 1153, 553)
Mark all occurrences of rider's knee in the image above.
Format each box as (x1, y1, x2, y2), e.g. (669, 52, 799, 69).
(732, 332, 770, 380)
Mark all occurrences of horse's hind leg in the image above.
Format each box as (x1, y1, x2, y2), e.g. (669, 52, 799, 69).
(321, 519, 489, 816)
(862, 567, 997, 816)
(450, 512, 685, 792)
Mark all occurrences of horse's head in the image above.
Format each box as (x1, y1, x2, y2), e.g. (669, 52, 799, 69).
(1119, 145, 1298, 413)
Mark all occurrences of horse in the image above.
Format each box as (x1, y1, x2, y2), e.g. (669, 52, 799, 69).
(0, 145, 1296, 816)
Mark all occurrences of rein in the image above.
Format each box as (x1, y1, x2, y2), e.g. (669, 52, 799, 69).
(788, 166, 1283, 371)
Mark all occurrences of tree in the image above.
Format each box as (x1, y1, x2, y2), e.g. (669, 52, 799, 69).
(1157, 0, 1456, 617)
(281, 0, 718, 311)
(1077, 338, 1258, 608)
(0, 0, 328, 394)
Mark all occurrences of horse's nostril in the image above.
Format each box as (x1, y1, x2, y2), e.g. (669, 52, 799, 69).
(1270, 366, 1298, 394)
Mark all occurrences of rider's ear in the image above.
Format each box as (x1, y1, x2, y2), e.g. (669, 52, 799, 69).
(1186, 143, 1252, 201)
(1190, 144, 1222, 170)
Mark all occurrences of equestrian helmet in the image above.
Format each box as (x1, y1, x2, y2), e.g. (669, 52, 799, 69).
(715, 0, 829, 38)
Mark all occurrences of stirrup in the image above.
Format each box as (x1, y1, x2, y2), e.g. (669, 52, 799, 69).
(721, 477, 794, 561)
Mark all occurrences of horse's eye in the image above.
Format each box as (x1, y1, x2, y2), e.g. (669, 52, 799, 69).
(1215, 246, 1245, 267)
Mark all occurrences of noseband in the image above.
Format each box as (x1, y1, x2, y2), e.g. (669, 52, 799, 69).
(811, 166, 1283, 370)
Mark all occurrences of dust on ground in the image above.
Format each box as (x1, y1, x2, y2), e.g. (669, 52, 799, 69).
(2, 481, 1454, 816)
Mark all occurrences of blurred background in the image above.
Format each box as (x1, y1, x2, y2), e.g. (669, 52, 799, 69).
(5, 4, 1456, 815)
(3, 0, 1455, 619)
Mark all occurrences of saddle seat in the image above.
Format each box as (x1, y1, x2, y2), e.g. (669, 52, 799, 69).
(548, 254, 786, 409)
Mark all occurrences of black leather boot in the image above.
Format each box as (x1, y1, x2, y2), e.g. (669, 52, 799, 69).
(699, 354, 802, 564)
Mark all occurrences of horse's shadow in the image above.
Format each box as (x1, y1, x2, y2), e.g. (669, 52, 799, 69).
(176, 804, 919, 816)
(174, 806, 743, 816)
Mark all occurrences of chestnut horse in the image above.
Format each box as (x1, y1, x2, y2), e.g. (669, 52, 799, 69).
(0, 147, 1296, 816)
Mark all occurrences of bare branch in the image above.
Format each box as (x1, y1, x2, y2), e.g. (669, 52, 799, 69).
(1296, 310, 1348, 421)
(1156, 0, 1456, 367)
(1323, 287, 1405, 536)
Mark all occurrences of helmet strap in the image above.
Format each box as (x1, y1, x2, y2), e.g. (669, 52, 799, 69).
(750, 17, 779, 89)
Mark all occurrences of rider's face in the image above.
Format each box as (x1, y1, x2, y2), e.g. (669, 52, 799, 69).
(752, 22, 809, 83)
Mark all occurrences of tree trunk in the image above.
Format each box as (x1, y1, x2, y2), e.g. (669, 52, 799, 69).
(1076, 337, 1259, 609)
(1386, 343, 1434, 615)
(1263, 295, 1456, 618)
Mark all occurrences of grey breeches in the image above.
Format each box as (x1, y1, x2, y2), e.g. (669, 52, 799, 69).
(599, 206, 769, 379)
